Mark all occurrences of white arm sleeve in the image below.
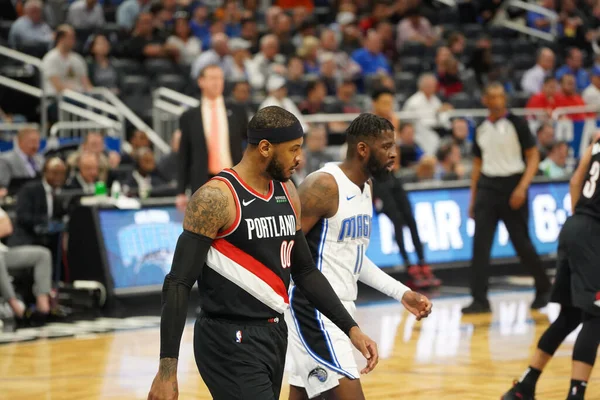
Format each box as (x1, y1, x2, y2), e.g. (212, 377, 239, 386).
(358, 256, 410, 302)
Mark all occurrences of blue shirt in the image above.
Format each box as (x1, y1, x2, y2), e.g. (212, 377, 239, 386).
(350, 48, 392, 76)
(190, 21, 211, 49)
(8, 16, 53, 49)
(117, 0, 142, 30)
(556, 65, 590, 92)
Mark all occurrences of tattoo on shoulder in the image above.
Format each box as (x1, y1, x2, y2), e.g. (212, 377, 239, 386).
(159, 358, 178, 381)
(183, 185, 228, 236)
(300, 174, 337, 216)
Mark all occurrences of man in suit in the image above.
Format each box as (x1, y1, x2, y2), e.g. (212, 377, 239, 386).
(65, 152, 99, 195)
(0, 127, 44, 192)
(176, 64, 248, 211)
(9, 158, 68, 248)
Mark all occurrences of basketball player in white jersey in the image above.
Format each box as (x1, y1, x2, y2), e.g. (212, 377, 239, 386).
(287, 114, 433, 399)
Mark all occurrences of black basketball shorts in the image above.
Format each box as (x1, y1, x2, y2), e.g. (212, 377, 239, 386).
(550, 214, 600, 317)
(194, 312, 288, 400)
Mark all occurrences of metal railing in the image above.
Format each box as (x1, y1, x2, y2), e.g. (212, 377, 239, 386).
(152, 87, 199, 147)
(0, 46, 47, 134)
(498, 0, 558, 42)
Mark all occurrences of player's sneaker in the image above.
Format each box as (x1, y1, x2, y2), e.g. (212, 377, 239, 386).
(501, 381, 535, 400)
(420, 265, 441, 288)
(407, 265, 428, 289)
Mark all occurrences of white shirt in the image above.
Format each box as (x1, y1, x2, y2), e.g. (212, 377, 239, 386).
(402, 91, 442, 129)
(41, 48, 88, 96)
(201, 96, 233, 169)
(259, 96, 308, 132)
(166, 35, 202, 66)
(76, 174, 96, 194)
(521, 65, 547, 95)
(582, 83, 600, 105)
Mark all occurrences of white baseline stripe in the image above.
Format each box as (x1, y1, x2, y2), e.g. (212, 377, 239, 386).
(205, 248, 289, 314)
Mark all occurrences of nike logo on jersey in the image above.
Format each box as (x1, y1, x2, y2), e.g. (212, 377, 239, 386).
(242, 198, 256, 206)
(346, 195, 356, 201)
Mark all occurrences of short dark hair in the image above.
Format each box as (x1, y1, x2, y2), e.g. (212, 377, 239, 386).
(484, 81, 504, 94)
(306, 79, 325, 95)
(436, 140, 457, 162)
(248, 106, 299, 131)
(560, 73, 575, 83)
(345, 113, 394, 151)
(371, 88, 395, 101)
(543, 76, 557, 85)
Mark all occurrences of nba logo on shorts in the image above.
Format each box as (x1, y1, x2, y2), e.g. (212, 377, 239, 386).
(595, 292, 600, 307)
(235, 330, 242, 343)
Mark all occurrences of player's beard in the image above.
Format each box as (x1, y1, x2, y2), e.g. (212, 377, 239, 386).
(367, 152, 392, 182)
(266, 154, 290, 182)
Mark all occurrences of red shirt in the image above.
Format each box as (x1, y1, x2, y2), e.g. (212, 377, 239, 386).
(526, 92, 557, 111)
(554, 93, 592, 121)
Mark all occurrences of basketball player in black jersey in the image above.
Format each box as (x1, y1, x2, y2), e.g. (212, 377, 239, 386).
(148, 106, 378, 400)
(502, 137, 600, 400)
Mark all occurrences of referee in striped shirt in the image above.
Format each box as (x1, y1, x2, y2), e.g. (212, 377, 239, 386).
(462, 82, 552, 314)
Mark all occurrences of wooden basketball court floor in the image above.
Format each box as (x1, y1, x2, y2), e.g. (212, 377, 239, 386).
(1, 289, 598, 400)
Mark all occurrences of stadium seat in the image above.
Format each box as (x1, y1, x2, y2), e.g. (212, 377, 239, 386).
(121, 75, 150, 95)
(511, 39, 536, 56)
(144, 59, 176, 77)
(491, 54, 508, 68)
(448, 92, 475, 109)
(510, 91, 531, 108)
(512, 70, 527, 91)
(0, 20, 12, 41)
(155, 74, 186, 92)
(437, 8, 459, 24)
(400, 57, 425, 75)
(112, 58, 143, 75)
(491, 40, 510, 56)
(402, 42, 427, 57)
(511, 55, 536, 71)
(463, 24, 483, 38)
(394, 71, 417, 94)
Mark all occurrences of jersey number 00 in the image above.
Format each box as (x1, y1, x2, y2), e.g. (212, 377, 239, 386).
(280, 240, 295, 269)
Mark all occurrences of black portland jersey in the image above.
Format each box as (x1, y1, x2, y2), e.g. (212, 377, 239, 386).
(575, 139, 600, 221)
(199, 169, 298, 319)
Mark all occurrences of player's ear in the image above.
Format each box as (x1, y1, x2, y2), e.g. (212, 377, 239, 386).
(257, 140, 273, 158)
(356, 141, 369, 159)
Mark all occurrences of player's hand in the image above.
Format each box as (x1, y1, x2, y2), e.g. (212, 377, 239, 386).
(509, 185, 527, 210)
(148, 372, 178, 400)
(401, 291, 432, 321)
(348, 326, 379, 374)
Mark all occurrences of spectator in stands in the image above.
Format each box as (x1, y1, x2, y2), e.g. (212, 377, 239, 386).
(451, 118, 472, 158)
(176, 64, 248, 210)
(397, 122, 423, 168)
(319, 52, 340, 96)
(240, 17, 260, 54)
(41, 25, 93, 97)
(121, 129, 150, 166)
(557, 0, 588, 49)
(218, 0, 243, 38)
(7, 0, 53, 51)
(396, 7, 438, 49)
(448, 32, 466, 60)
(325, 80, 361, 114)
(414, 155, 437, 181)
(351, 30, 391, 77)
(121, 12, 178, 62)
(536, 122, 555, 160)
(190, 32, 233, 80)
(65, 152, 99, 194)
(479, 0, 505, 24)
(434, 46, 452, 77)
(157, 130, 180, 184)
(527, 0, 556, 33)
(521, 47, 555, 95)
(539, 140, 569, 178)
(299, 80, 327, 115)
(227, 38, 252, 82)
(247, 34, 286, 90)
(67, 132, 119, 182)
(403, 73, 452, 131)
(582, 66, 600, 105)
(302, 125, 334, 176)
(555, 47, 590, 92)
(526, 76, 559, 116)
(190, 4, 210, 47)
(87, 34, 120, 94)
(292, 16, 318, 49)
(435, 140, 465, 180)
(117, 0, 151, 31)
(66, 0, 105, 30)
(297, 35, 321, 75)
(0, 206, 52, 322)
(273, 12, 295, 57)
(259, 75, 307, 132)
(467, 35, 493, 88)
(230, 81, 255, 114)
(0, 127, 42, 191)
(371, 88, 399, 131)
(166, 12, 202, 66)
(359, 0, 392, 33)
(286, 56, 307, 97)
(0, 107, 27, 128)
(437, 56, 464, 98)
(376, 20, 397, 62)
(555, 73, 588, 120)
(124, 147, 168, 197)
(9, 158, 67, 249)
(337, 12, 362, 54)
(264, 6, 283, 33)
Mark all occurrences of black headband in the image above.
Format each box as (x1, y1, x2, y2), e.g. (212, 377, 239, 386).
(247, 120, 304, 145)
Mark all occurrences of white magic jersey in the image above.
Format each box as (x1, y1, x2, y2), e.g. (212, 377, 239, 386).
(305, 162, 372, 302)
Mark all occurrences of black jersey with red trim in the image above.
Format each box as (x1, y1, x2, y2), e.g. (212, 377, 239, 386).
(199, 169, 298, 320)
(575, 138, 600, 221)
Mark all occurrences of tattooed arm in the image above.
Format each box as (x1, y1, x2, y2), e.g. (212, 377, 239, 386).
(297, 172, 339, 234)
(149, 181, 233, 400)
